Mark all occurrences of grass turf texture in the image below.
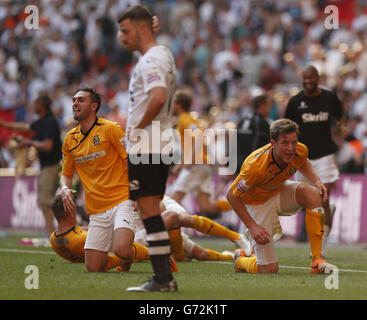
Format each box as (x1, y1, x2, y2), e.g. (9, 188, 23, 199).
(1, 230, 367, 300)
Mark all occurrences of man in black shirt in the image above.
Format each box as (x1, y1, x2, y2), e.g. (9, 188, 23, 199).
(0, 94, 62, 235)
(236, 94, 271, 174)
(284, 66, 346, 255)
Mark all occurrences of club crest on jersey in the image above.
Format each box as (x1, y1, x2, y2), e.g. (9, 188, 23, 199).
(298, 101, 308, 109)
(93, 135, 100, 146)
(129, 179, 140, 191)
(289, 166, 297, 175)
(237, 179, 249, 193)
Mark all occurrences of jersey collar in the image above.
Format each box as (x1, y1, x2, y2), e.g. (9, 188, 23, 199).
(69, 117, 101, 153)
(270, 148, 287, 171)
(54, 225, 76, 237)
(80, 117, 100, 136)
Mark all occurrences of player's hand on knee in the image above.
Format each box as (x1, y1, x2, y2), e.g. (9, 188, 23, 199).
(314, 180, 328, 203)
(250, 224, 270, 245)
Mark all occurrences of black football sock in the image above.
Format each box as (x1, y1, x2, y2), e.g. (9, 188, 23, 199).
(143, 215, 173, 284)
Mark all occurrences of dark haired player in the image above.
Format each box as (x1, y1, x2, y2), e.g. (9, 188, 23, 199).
(50, 195, 178, 273)
(236, 94, 272, 174)
(60, 86, 147, 273)
(117, 5, 177, 292)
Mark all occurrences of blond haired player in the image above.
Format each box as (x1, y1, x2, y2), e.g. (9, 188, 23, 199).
(169, 89, 233, 215)
(227, 119, 336, 274)
(60, 86, 146, 273)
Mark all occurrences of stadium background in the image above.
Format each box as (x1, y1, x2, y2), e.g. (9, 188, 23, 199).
(0, 0, 366, 243)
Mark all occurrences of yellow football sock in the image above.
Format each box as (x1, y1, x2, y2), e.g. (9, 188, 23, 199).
(193, 215, 239, 242)
(235, 256, 259, 274)
(168, 228, 186, 261)
(103, 243, 149, 272)
(205, 249, 233, 261)
(305, 208, 324, 262)
(132, 242, 149, 262)
(104, 242, 148, 271)
(217, 199, 232, 212)
(104, 254, 125, 272)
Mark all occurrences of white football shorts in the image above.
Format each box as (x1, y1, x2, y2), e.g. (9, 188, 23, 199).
(245, 181, 302, 265)
(84, 200, 138, 252)
(171, 165, 212, 195)
(295, 154, 339, 184)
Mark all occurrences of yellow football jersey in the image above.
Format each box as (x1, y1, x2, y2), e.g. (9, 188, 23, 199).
(230, 142, 308, 205)
(176, 112, 208, 164)
(62, 118, 129, 214)
(50, 226, 86, 263)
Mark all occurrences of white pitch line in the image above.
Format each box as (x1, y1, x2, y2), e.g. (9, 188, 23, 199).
(0, 248, 56, 255)
(280, 265, 367, 273)
(201, 260, 367, 273)
(2, 248, 367, 274)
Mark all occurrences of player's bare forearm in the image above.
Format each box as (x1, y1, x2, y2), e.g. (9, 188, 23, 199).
(60, 174, 73, 189)
(298, 159, 320, 185)
(33, 139, 53, 152)
(227, 189, 254, 227)
(0, 120, 31, 132)
(298, 160, 327, 202)
(134, 87, 166, 130)
(20, 138, 53, 152)
(60, 174, 76, 214)
(227, 189, 270, 244)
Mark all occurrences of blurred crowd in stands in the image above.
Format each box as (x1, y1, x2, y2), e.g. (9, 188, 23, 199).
(0, 0, 366, 173)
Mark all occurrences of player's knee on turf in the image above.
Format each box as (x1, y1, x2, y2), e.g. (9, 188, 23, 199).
(113, 243, 134, 261)
(86, 262, 105, 272)
(258, 262, 279, 274)
(85, 253, 107, 272)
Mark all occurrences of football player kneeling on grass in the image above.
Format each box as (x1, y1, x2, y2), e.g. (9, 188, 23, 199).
(227, 119, 336, 275)
(50, 195, 177, 272)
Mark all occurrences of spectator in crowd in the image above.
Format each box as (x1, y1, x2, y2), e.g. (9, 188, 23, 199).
(0, 93, 62, 235)
(1, 0, 367, 234)
(236, 93, 272, 174)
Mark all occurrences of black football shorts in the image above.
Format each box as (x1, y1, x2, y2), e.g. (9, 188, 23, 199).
(127, 154, 170, 200)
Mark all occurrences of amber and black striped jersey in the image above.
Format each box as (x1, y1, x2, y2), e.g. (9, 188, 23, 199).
(62, 117, 129, 214)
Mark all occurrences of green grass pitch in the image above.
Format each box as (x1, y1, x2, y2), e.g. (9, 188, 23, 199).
(1, 230, 366, 300)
